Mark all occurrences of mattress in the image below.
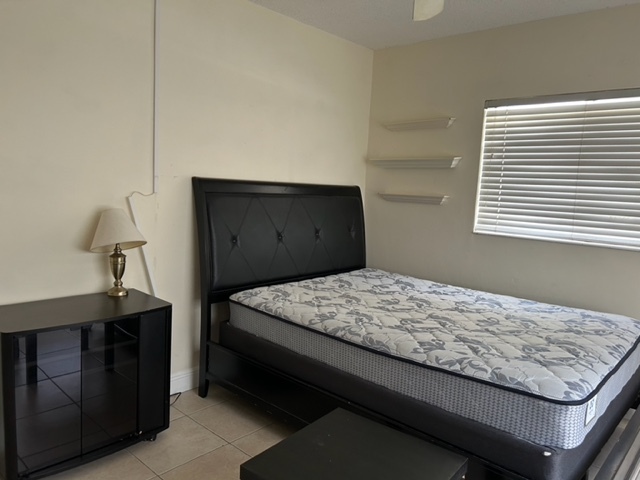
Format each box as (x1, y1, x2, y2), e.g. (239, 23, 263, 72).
(229, 268, 640, 449)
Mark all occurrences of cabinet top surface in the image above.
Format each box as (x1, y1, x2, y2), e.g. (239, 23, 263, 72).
(0, 289, 171, 333)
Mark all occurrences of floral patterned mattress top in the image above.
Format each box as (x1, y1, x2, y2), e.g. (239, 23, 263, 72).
(230, 268, 640, 403)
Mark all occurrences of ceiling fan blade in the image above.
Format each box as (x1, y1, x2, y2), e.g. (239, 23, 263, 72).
(413, 0, 445, 21)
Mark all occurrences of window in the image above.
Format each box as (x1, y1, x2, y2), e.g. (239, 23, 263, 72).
(474, 89, 640, 251)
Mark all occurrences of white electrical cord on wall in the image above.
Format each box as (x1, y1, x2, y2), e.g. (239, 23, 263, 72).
(127, 194, 158, 295)
(127, 0, 159, 296)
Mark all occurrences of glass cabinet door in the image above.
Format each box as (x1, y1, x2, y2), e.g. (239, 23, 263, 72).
(81, 318, 138, 452)
(13, 318, 139, 475)
(14, 329, 83, 474)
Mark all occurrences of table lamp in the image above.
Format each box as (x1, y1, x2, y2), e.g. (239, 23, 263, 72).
(90, 208, 147, 296)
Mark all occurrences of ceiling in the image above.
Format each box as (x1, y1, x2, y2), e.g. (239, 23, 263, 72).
(248, 0, 640, 50)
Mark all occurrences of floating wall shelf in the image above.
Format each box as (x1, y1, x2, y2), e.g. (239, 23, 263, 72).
(379, 193, 448, 205)
(368, 156, 461, 169)
(382, 117, 455, 131)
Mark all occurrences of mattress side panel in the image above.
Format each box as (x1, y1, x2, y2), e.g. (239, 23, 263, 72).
(229, 302, 640, 449)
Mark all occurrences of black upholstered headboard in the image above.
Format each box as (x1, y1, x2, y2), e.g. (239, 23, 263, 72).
(192, 177, 366, 304)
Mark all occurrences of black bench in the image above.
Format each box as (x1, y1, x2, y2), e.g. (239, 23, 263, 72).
(241, 408, 468, 480)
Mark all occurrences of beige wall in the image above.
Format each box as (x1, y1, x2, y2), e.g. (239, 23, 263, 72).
(0, 0, 373, 387)
(7, 0, 637, 390)
(366, 4, 640, 317)
(0, 0, 155, 303)
(152, 0, 372, 380)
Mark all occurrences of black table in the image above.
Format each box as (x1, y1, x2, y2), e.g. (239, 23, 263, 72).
(0, 289, 171, 479)
(241, 408, 467, 480)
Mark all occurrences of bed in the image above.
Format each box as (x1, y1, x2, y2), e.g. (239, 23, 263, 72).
(192, 177, 640, 480)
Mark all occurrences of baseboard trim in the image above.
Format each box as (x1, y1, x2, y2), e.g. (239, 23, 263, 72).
(170, 368, 198, 395)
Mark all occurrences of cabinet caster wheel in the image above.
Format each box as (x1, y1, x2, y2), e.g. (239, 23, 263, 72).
(146, 435, 157, 442)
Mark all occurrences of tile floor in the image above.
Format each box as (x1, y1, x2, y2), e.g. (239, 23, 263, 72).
(48, 386, 298, 480)
(44, 386, 633, 480)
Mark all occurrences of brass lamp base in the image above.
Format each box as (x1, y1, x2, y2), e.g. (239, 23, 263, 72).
(107, 243, 129, 297)
(108, 285, 129, 297)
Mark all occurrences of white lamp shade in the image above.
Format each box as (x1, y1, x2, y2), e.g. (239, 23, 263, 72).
(413, 0, 444, 21)
(90, 209, 147, 253)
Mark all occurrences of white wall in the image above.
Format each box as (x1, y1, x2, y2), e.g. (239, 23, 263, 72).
(0, 0, 373, 388)
(0, 0, 155, 303)
(366, 4, 640, 317)
(152, 0, 372, 381)
(11, 0, 634, 391)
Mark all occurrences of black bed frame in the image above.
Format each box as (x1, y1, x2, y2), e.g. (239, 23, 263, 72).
(192, 177, 640, 480)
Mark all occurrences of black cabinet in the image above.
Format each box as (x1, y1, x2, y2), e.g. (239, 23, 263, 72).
(0, 290, 171, 479)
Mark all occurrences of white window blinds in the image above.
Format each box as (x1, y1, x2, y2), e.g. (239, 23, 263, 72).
(474, 89, 640, 250)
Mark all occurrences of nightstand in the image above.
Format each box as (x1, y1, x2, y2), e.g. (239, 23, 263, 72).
(0, 289, 171, 479)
